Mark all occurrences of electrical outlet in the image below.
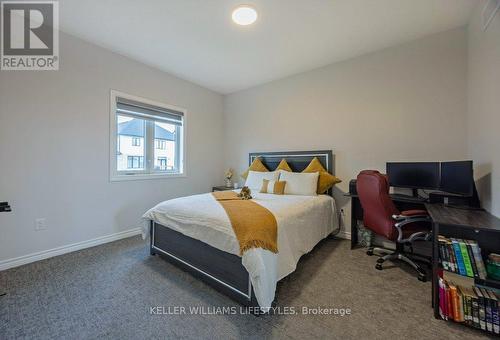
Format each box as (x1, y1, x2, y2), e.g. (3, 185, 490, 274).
(35, 218, 47, 231)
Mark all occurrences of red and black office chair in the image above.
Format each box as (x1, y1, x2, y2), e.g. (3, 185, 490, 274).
(356, 170, 432, 281)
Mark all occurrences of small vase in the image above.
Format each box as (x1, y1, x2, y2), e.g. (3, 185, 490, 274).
(225, 179, 232, 187)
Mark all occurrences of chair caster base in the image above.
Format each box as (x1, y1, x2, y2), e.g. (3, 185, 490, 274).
(366, 249, 374, 256)
(376, 258, 385, 263)
(375, 263, 383, 270)
(418, 273, 427, 282)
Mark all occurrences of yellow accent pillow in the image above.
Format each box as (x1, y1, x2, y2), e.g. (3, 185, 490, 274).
(241, 157, 268, 179)
(260, 179, 287, 195)
(275, 159, 293, 172)
(302, 157, 341, 194)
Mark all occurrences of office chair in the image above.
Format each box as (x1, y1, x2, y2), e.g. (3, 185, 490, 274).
(356, 170, 432, 281)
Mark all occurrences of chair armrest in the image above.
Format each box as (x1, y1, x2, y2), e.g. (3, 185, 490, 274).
(395, 217, 431, 228)
(401, 209, 428, 217)
(392, 210, 429, 221)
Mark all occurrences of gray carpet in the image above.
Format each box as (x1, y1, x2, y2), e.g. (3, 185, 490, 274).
(0, 236, 492, 340)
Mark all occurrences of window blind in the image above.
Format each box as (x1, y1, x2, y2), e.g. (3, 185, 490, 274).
(116, 97, 183, 126)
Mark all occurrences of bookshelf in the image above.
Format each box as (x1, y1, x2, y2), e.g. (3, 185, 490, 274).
(426, 204, 500, 335)
(439, 268, 500, 290)
(476, 277, 500, 290)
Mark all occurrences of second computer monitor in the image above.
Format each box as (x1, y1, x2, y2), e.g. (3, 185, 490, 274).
(440, 160, 474, 196)
(386, 162, 440, 190)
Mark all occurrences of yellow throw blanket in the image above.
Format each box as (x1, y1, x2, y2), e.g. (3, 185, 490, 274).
(212, 191, 278, 255)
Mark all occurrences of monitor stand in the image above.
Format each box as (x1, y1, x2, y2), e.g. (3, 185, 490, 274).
(428, 184, 481, 210)
(390, 189, 426, 203)
(412, 188, 419, 198)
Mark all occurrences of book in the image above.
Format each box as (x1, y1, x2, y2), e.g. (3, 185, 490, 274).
(447, 239, 457, 272)
(451, 239, 467, 276)
(439, 276, 500, 334)
(459, 240, 474, 277)
(469, 240, 487, 279)
(474, 286, 487, 330)
(480, 287, 493, 332)
(449, 283, 461, 322)
(443, 271, 474, 287)
(464, 240, 479, 278)
(438, 236, 489, 280)
(446, 282, 453, 321)
(439, 277, 447, 320)
(461, 286, 474, 326)
(457, 287, 465, 322)
(438, 237, 449, 271)
(441, 237, 457, 272)
(471, 289, 480, 328)
(485, 289, 499, 334)
(489, 253, 500, 264)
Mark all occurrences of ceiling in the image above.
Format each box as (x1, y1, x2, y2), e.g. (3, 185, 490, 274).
(59, 0, 477, 94)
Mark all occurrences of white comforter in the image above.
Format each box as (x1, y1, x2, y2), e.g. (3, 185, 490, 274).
(142, 191, 337, 308)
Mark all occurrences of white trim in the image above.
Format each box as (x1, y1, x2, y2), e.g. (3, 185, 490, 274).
(334, 230, 351, 240)
(0, 227, 141, 271)
(110, 173, 187, 182)
(482, 0, 500, 31)
(109, 90, 188, 182)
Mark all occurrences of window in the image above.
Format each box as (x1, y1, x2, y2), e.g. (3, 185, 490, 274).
(157, 157, 168, 170)
(155, 139, 166, 150)
(110, 91, 186, 181)
(127, 156, 144, 169)
(132, 137, 141, 146)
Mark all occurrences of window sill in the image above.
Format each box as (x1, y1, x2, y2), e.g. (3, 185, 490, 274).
(110, 172, 186, 182)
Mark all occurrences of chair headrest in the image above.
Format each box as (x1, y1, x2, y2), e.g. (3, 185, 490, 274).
(357, 170, 389, 187)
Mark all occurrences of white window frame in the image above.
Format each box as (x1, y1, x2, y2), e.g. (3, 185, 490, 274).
(131, 137, 141, 146)
(109, 90, 187, 181)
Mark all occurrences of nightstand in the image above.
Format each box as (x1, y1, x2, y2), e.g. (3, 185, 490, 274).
(212, 186, 240, 192)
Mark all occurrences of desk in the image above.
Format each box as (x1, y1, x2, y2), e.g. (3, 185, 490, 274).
(346, 193, 426, 249)
(426, 203, 500, 319)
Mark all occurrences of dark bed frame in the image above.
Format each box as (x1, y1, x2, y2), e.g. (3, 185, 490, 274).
(149, 150, 334, 308)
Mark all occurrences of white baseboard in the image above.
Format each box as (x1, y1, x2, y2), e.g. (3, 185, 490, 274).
(0, 227, 142, 271)
(334, 230, 351, 240)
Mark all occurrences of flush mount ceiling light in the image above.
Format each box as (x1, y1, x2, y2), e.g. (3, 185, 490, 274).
(232, 5, 258, 26)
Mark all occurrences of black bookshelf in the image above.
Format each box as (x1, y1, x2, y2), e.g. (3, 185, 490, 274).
(439, 267, 500, 290)
(476, 277, 500, 290)
(426, 204, 500, 335)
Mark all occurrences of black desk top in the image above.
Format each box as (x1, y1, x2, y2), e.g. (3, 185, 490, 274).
(425, 203, 500, 232)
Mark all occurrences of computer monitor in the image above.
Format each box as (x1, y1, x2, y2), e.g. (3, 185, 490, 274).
(440, 161, 474, 196)
(386, 162, 440, 190)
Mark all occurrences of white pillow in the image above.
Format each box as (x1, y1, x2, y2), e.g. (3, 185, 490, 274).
(245, 171, 279, 190)
(278, 170, 319, 196)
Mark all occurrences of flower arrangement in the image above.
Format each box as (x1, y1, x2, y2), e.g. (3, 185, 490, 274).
(224, 168, 234, 187)
(225, 168, 233, 180)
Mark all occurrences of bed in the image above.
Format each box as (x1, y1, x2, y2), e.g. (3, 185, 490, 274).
(143, 150, 338, 309)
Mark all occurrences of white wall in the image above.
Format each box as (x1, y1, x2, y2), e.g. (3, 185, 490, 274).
(223, 28, 468, 236)
(0, 31, 224, 263)
(467, 1, 500, 217)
